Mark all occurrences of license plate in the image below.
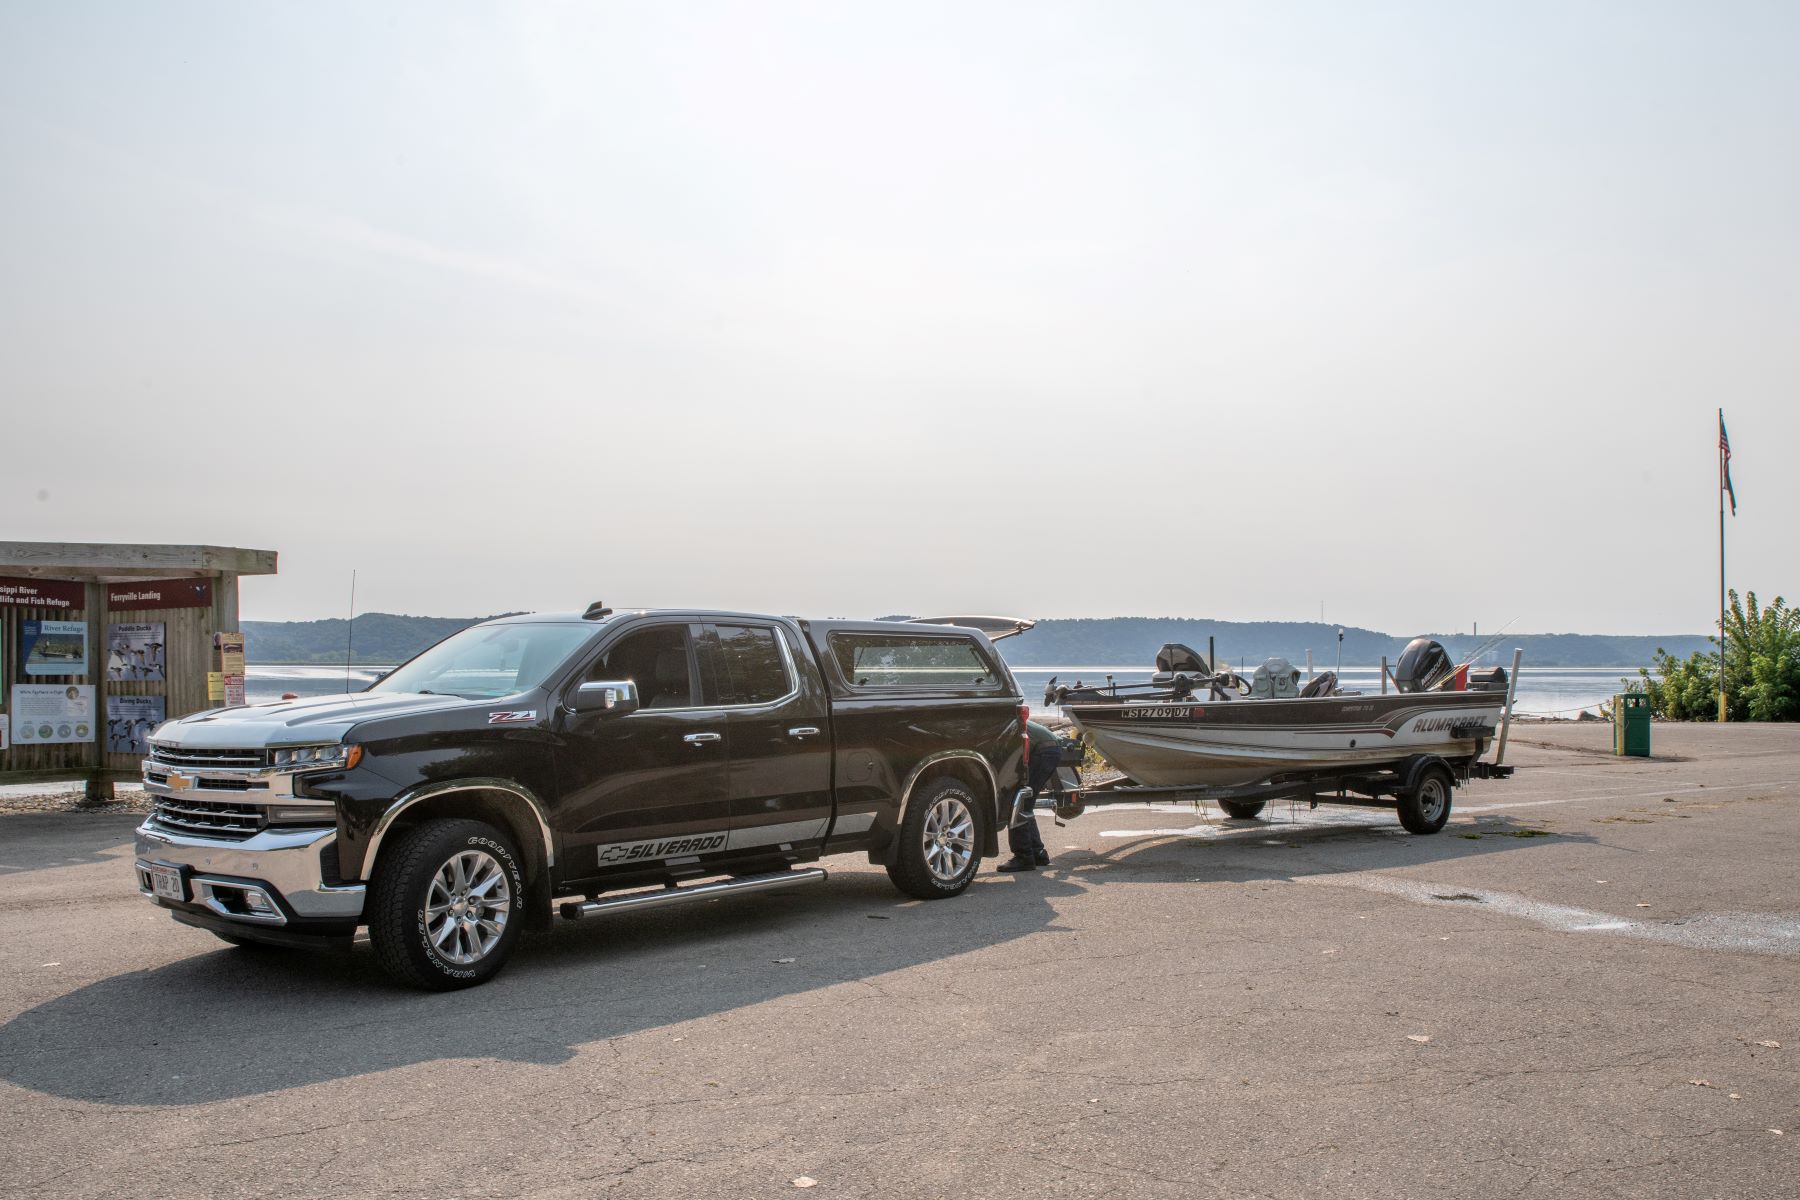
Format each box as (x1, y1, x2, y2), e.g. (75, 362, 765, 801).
(147, 862, 186, 902)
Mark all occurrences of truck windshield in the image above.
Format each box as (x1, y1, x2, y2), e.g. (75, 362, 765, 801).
(370, 623, 593, 700)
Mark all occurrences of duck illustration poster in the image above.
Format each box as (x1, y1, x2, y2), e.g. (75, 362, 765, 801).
(107, 623, 167, 682)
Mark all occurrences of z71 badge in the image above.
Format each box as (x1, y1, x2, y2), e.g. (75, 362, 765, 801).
(487, 710, 538, 725)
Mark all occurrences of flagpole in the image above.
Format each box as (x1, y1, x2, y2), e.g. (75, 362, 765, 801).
(1719, 408, 1728, 723)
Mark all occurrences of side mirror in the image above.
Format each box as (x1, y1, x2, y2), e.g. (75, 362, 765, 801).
(572, 679, 639, 715)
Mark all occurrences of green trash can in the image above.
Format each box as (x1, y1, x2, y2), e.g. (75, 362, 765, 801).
(1614, 693, 1651, 757)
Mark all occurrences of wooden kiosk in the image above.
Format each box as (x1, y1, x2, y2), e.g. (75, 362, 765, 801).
(0, 542, 277, 800)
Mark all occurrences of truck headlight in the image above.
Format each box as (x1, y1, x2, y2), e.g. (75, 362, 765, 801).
(271, 744, 362, 770)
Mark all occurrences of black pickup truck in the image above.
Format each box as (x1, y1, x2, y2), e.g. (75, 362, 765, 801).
(132, 608, 1030, 988)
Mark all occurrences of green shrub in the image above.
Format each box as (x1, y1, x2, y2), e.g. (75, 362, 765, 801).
(1636, 590, 1800, 721)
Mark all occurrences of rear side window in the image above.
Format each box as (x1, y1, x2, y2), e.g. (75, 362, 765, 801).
(706, 624, 792, 705)
(829, 633, 998, 689)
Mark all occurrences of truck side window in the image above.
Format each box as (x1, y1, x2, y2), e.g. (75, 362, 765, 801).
(827, 634, 998, 689)
(588, 625, 695, 708)
(706, 624, 791, 705)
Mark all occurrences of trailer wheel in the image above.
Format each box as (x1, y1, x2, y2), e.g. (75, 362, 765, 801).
(368, 818, 525, 990)
(1398, 764, 1454, 834)
(886, 778, 982, 900)
(1217, 799, 1266, 820)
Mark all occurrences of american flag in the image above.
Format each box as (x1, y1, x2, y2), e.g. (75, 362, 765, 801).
(1720, 413, 1736, 515)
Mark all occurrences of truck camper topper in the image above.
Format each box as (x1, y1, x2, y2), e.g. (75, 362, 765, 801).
(908, 615, 1036, 641)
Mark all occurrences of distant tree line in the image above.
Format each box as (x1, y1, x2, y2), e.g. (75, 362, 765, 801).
(988, 619, 1709, 669)
(1631, 591, 1800, 721)
(243, 614, 499, 665)
(242, 611, 1713, 670)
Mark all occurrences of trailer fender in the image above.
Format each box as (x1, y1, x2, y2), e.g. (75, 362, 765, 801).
(1397, 754, 1452, 796)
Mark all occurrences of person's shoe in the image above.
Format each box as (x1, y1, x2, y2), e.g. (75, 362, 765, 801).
(1034, 851, 1051, 867)
(996, 856, 1037, 873)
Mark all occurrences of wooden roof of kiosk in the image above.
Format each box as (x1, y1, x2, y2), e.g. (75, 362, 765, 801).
(0, 542, 278, 801)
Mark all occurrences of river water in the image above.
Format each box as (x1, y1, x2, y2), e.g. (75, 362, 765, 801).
(247, 663, 1645, 719)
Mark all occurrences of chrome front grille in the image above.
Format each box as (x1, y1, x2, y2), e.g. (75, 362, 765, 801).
(150, 797, 268, 841)
(150, 745, 269, 770)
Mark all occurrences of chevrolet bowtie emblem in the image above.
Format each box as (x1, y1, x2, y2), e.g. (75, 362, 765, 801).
(166, 771, 194, 790)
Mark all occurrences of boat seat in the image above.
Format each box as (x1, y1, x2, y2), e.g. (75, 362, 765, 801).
(1299, 671, 1337, 699)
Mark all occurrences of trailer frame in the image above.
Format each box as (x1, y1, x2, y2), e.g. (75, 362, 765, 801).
(1021, 752, 1514, 836)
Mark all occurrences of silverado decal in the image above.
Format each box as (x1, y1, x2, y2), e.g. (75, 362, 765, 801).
(487, 710, 538, 724)
(598, 832, 728, 865)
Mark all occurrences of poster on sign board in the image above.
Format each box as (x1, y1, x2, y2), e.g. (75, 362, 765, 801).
(215, 632, 245, 675)
(11, 685, 94, 744)
(22, 619, 88, 676)
(107, 622, 166, 681)
(215, 632, 246, 706)
(107, 695, 166, 754)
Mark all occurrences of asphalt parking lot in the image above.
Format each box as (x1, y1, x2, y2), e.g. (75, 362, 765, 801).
(2, 723, 1796, 1199)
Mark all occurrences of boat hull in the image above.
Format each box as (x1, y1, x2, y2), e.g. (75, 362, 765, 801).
(1064, 691, 1505, 788)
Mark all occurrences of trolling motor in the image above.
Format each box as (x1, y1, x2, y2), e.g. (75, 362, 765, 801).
(1046, 641, 1252, 707)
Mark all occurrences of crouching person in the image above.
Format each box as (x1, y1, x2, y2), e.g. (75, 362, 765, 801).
(998, 719, 1062, 872)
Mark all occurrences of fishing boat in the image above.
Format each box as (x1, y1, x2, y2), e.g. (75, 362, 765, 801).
(1050, 638, 1513, 788)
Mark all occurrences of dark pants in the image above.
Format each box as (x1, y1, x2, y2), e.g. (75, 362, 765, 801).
(1011, 746, 1061, 858)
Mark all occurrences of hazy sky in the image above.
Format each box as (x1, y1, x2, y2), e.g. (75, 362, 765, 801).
(3, 2, 1794, 633)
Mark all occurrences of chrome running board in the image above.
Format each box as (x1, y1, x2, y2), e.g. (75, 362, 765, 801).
(558, 867, 828, 921)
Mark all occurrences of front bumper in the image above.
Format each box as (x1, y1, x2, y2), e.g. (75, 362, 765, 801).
(134, 821, 366, 930)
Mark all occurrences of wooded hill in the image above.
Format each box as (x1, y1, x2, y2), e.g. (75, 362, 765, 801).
(243, 614, 502, 665)
(244, 612, 1712, 668)
(988, 618, 1711, 669)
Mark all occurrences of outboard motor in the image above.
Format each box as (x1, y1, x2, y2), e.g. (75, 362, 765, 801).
(1251, 657, 1302, 699)
(1394, 637, 1454, 693)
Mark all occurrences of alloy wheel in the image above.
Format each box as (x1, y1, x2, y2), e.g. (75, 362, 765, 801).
(424, 849, 512, 965)
(922, 794, 975, 882)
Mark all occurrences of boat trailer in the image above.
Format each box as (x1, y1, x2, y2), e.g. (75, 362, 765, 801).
(1022, 751, 1515, 836)
(1019, 644, 1526, 836)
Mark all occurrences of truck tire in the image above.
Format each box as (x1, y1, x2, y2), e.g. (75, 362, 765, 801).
(1397, 763, 1454, 835)
(886, 777, 983, 900)
(368, 818, 526, 990)
(1217, 798, 1266, 820)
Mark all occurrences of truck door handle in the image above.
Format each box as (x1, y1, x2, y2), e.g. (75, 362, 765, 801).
(683, 732, 722, 746)
(787, 726, 821, 739)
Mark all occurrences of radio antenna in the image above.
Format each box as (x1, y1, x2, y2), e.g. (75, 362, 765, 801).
(345, 569, 357, 692)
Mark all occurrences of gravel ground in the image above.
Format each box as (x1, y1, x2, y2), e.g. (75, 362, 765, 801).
(0, 789, 150, 817)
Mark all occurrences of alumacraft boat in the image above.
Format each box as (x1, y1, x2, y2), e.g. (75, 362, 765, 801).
(1050, 638, 1513, 790)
